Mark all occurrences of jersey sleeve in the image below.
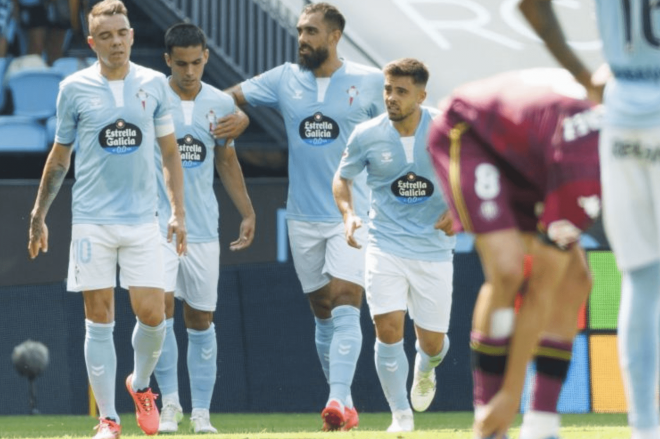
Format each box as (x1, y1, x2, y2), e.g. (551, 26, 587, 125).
(241, 64, 287, 108)
(54, 82, 77, 146)
(338, 127, 367, 180)
(154, 75, 175, 138)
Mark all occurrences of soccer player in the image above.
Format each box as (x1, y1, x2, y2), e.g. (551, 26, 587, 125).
(427, 68, 601, 439)
(519, 2, 660, 439)
(224, 2, 384, 430)
(27, 1, 186, 438)
(333, 58, 455, 432)
(152, 23, 255, 434)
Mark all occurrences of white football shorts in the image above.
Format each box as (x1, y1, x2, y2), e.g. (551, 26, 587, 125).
(600, 126, 660, 271)
(67, 222, 164, 292)
(365, 245, 453, 333)
(287, 219, 367, 293)
(162, 238, 220, 312)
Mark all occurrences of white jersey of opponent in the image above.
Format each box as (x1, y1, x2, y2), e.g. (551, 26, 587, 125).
(156, 81, 235, 243)
(595, 0, 660, 127)
(241, 61, 385, 222)
(55, 61, 174, 225)
(338, 106, 455, 262)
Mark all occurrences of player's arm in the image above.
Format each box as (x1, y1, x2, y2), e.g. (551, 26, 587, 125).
(518, 0, 601, 102)
(158, 133, 187, 255)
(214, 143, 255, 251)
(28, 143, 73, 259)
(224, 84, 249, 108)
(332, 171, 362, 249)
(213, 107, 250, 144)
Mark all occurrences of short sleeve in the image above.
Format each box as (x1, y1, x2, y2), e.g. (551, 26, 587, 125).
(241, 64, 287, 108)
(338, 127, 367, 180)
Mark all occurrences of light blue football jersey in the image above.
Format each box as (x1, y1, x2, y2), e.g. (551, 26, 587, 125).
(338, 107, 455, 262)
(241, 61, 385, 222)
(595, 0, 660, 127)
(55, 62, 174, 225)
(155, 81, 235, 242)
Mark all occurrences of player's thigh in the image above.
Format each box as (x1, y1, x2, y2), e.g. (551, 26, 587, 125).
(161, 235, 180, 293)
(67, 224, 118, 292)
(324, 221, 366, 288)
(407, 259, 453, 333)
(117, 222, 165, 290)
(288, 219, 330, 293)
(600, 126, 660, 270)
(176, 241, 220, 312)
(365, 246, 408, 319)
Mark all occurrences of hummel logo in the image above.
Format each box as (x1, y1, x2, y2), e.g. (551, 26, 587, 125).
(293, 90, 303, 100)
(90, 365, 105, 376)
(382, 152, 393, 163)
(338, 343, 351, 355)
(152, 350, 162, 359)
(201, 348, 213, 360)
(385, 361, 398, 372)
(324, 353, 330, 363)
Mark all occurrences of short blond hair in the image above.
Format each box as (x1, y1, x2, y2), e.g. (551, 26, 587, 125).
(88, 0, 129, 35)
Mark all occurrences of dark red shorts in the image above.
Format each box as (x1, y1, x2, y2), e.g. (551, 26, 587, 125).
(428, 116, 600, 236)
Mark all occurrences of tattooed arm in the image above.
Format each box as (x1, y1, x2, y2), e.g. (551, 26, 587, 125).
(28, 143, 73, 259)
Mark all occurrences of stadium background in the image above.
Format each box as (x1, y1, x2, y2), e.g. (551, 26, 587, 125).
(0, 0, 624, 416)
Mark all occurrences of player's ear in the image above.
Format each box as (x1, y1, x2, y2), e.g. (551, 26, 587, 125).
(87, 35, 95, 51)
(164, 52, 171, 67)
(418, 89, 427, 104)
(203, 48, 209, 64)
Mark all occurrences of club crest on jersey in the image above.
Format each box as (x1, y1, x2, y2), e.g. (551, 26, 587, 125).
(347, 85, 359, 106)
(178, 134, 206, 168)
(136, 88, 149, 110)
(299, 112, 339, 146)
(98, 119, 142, 154)
(391, 172, 434, 204)
(578, 195, 601, 219)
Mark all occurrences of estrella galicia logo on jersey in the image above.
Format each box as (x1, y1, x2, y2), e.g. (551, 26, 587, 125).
(299, 112, 339, 146)
(178, 134, 206, 168)
(98, 119, 142, 154)
(391, 172, 434, 204)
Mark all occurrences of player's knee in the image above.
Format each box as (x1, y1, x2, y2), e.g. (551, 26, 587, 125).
(135, 306, 164, 327)
(492, 260, 525, 296)
(418, 333, 446, 357)
(184, 308, 213, 331)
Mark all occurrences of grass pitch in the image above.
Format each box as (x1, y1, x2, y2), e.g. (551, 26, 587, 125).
(0, 412, 629, 439)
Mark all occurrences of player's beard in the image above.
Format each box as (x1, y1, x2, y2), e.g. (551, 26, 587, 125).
(298, 44, 329, 71)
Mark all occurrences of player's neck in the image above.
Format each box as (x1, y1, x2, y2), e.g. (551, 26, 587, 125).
(392, 108, 421, 137)
(169, 78, 201, 101)
(313, 56, 342, 78)
(100, 61, 130, 81)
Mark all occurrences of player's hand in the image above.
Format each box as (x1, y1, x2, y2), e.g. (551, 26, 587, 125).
(434, 210, 455, 236)
(343, 213, 362, 249)
(230, 214, 255, 251)
(473, 390, 519, 439)
(167, 214, 187, 256)
(28, 214, 49, 259)
(213, 111, 249, 140)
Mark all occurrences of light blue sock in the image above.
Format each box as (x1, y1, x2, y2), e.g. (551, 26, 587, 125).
(328, 305, 362, 407)
(188, 323, 217, 410)
(314, 317, 333, 383)
(619, 262, 660, 430)
(375, 339, 410, 412)
(415, 336, 450, 373)
(131, 318, 166, 391)
(153, 318, 178, 396)
(85, 320, 119, 422)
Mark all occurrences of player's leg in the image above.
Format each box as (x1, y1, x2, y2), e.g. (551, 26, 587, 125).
(120, 223, 167, 436)
(178, 241, 220, 434)
(408, 258, 453, 414)
(288, 220, 364, 430)
(519, 246, 591, 439)
(315, 222, 366, 430)
(471, 230, 525, 439)
(69, 224, 122, 438)
(153, 238, 182, 433)
(600, 126, 660, 439)
(365, 246, 412, 432)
